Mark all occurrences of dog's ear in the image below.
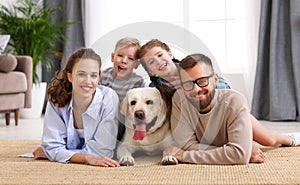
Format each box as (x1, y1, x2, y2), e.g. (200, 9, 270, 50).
(153, 88, 168, 124)
(119, 93, 129, 116)
(154, 88, 167, 112)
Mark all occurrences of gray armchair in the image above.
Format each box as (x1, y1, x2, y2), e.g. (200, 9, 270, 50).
(0, 54, 32, 125)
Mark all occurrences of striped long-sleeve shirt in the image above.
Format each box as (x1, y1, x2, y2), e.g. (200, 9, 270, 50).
(100, 67, 147, 102)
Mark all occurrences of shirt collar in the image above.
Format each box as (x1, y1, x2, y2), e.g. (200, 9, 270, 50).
(85, 87, 101, 120)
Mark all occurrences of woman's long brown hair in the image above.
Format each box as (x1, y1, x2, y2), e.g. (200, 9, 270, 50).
(47, 48, 101, 107)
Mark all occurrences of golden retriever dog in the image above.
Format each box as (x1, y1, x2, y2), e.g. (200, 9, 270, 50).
(116, 87, 178, 166)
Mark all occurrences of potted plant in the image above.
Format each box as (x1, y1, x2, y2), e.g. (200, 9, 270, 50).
(0, 0, 72, 84)
(0, 0, 73, 118)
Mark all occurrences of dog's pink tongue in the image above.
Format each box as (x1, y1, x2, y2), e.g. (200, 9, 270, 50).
(133, 124, 146, 140)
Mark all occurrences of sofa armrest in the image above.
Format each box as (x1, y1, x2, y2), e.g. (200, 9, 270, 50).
(15, 56, 32, 108)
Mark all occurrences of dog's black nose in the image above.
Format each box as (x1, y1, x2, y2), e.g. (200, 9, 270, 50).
(134, 110, 145, 120)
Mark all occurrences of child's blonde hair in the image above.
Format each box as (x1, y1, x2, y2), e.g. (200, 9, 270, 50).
(114, 37, 140, 58)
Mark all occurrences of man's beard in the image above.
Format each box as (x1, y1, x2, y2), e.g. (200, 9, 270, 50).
(189, 88, 215, 112)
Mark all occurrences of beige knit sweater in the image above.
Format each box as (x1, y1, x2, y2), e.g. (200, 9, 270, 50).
(171, 89, 253, 165)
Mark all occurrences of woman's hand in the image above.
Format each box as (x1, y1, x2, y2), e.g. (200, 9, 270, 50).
(71, 154, 120, 167)
(33, 146, 48, 160)
(86, 155, 120, 167)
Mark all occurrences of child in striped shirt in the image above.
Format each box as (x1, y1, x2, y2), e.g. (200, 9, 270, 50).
(100, 37, 148, 140)
(101, 37, 147, 102)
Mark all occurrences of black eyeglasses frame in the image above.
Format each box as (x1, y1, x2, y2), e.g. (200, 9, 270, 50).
(181, 73, 214, 91)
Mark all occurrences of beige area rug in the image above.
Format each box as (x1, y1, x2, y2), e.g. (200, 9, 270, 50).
(0, 140, 300, 185)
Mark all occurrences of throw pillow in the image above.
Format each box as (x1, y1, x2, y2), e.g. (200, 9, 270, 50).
(0, 54, 17, 73)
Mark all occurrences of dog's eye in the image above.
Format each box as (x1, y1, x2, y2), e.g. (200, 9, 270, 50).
(130, 101, 136, 106)
(146, 100, 153, 105)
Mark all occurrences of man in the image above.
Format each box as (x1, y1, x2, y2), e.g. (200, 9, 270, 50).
(164, 53, 253, 165)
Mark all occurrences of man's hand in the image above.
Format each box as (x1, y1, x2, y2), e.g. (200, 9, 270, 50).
(163, 146, 184, 162)
(250, 144, 265, 163)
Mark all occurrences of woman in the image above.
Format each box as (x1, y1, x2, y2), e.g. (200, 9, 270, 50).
(137, 39, 297, 163)
(33, 48, 120, 167)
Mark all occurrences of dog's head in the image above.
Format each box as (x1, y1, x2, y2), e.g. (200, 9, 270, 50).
(120, 87, 167, 140)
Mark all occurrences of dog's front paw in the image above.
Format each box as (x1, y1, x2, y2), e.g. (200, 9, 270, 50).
(119, 156, 135, 166)
(161, 155, 178, 165)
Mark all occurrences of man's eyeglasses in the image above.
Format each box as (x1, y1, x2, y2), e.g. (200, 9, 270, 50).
(181, 73, 214, 91)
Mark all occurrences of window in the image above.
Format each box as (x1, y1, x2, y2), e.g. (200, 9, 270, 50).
(85, 0, 260, 103)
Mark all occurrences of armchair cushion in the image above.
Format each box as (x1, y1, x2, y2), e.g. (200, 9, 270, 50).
(0, 54, 17, 73)
(0, 72, 27, 94)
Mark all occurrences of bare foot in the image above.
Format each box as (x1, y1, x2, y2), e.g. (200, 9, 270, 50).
(250, 145, 265, 163)
(33, 147, 48, 160)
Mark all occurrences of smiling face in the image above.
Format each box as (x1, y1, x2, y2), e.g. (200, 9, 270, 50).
(141, 46, 177, 79)
(179, 62, 218, 113)
(67, 58, 100, 101)
(120, 87, 167, 140)
(111, 45, 139, 80)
